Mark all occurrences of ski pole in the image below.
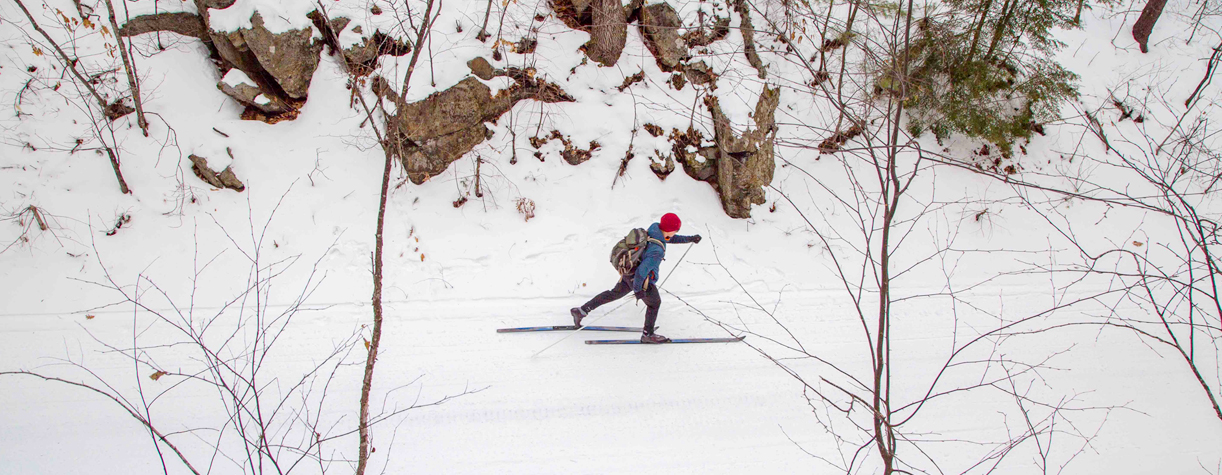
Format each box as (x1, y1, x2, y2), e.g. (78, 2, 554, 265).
(658, 241, 693, 288)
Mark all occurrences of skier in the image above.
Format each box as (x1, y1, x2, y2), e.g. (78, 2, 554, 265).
(570, 213, 702, 343)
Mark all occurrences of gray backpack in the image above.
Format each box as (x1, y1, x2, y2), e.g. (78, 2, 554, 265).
(610, 228, 664, 276)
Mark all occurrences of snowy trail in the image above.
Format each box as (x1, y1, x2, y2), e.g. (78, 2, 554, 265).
(338, 297, 826, 474)
(4, 287, 1222, 473)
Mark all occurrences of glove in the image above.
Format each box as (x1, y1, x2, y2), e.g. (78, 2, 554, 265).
(692, 235, 703, 243)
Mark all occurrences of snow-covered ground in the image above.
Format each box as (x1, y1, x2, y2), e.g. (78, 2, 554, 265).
(2, 0, 1220, 472)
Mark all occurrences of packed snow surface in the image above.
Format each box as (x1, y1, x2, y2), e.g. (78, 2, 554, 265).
(1, 0, 1220, 473)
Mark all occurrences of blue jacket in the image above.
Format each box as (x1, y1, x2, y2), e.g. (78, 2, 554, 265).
(632, 223, 697, 294)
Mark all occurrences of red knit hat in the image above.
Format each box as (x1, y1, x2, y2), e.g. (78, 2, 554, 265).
(659, 213, 682, 232)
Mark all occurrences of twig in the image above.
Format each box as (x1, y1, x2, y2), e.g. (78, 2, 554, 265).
(11, 0, 108, 110)
(27, 205, 48, 231)
(1184, 41, 1221, 109)
(2, 371, 203, 475)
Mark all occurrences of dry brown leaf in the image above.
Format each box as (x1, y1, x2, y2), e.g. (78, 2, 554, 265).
(149, 371, 167, 381)
(85, 314, 95, 320)
(1133, 241, 1144, 247)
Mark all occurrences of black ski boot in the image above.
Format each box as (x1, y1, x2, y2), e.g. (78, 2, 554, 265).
(571, 307, 588, 326)
(640, 332, 671, 344)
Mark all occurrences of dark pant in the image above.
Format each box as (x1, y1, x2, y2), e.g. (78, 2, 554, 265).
(581, 275, 662, 334)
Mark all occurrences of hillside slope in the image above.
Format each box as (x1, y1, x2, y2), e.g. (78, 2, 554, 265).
(1, 0, 1220, 472)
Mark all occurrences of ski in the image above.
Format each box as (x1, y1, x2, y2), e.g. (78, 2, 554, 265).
(585, 336, 746, 345)
(496, 325, 643, 333)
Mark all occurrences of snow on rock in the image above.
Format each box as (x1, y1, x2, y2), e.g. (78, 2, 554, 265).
(336, 18, 370, 50)
(217, 69, 290, 113)
(221, 68, 257, 88)
(206, 0, 316, 33)
(229, 12, 322, 99)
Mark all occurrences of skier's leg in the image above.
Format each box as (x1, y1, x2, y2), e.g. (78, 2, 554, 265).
(581, 276, 632, 313)
(641, 286, 662, 334)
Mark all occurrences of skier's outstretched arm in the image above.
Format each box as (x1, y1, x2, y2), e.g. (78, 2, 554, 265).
(667, 234, 702, 244)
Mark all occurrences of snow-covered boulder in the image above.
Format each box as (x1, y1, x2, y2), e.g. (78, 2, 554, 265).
(226, 12, 322, 100)
(379, 75, 575, 184)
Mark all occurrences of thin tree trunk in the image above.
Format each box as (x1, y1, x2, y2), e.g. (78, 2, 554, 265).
(357, 1, 435, 473)
(474, 157, 483, 197)
(1184, 40, 1221, 108)
(874, 1, 914, 472)
(586, 0, 627, 66)
(104, 144, 132, 194)
(102, 0, 149, 136)
(12, 0, 108, 110)
(964, 0, 995, 65)
(983, 0, 1015, 62)
(815, 0, 835, 71)
(356, 146, 392, 475)
(19, 0, 134, 194)
(832, 1, 858, 133)
(398, 0, 439, 102)
(476, 0, 493, 41)
(1132, 0, 1168, 54)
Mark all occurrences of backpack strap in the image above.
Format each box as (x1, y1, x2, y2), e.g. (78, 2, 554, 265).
(646, 237, 665, 248)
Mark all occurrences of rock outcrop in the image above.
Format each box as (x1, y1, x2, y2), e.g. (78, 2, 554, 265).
(378, 75, 576, 184)
(117, 12, 207, 39)
(467, 57, 496, 80)
(230, 13, 322, 100)
(671, 87, 779, 218)
(122, 6, 411, 118)
(317, 16, 414, 75)
(189, 154, 246, 191)
(201, 9, 312, 114)
(709, 86, 779, 217)
(681, 16, 730, 48)
(218, 68, 291, 112)
(731, 0, 767, 78)
(639, 3, 687, 71)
